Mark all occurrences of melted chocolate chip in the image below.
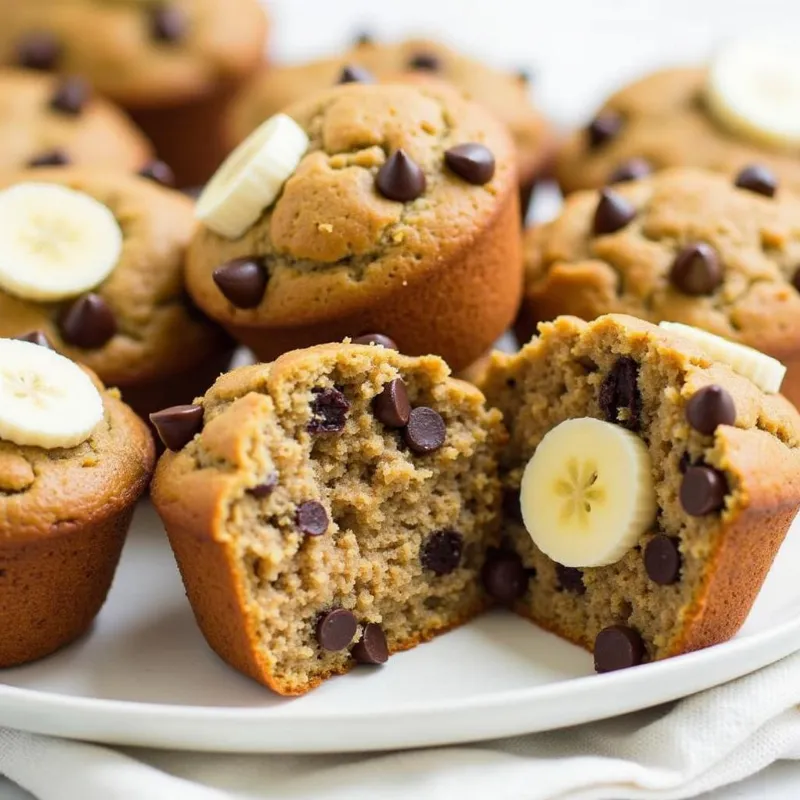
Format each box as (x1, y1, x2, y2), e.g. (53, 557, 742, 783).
(685, 385, 736, 435)
(376, 149, 426, 202)
(138, 160, 175, 187)
(587, 111, 622, 149)
(482, 548, 528, 604)
(352, 623, 388, 665)
(420, 530, 464, 576)
(308, 387, 350, 434)
(296, 501, 329, 536)
(644, 534, 681, 585)
(149, 404, 204, 451)
(592, 189, 636, 235)
(15, 330, 52, 349)
(599, 357, 641, 431)
(607, 157, 651, 184)
(337, 64, 374, 84)
(212, 258, 268, 309)
(734, 164, 777, 198)
(556, 564, 586, 595)
(352, 333, 398, 350)
(249, 474, 278, 498)
(594, 625, 645, 672)
(669, 243, 723, 296)
(373, 379, 411, 429)
(403, 407, 446, 454)
(316, 608, 357, 651)
(27, 149, 69, 168)
(60, 293, 117, 349)
(680, 465, 728, 516)
(444, 143, 496, 185)
(50, 76, 90, 115)
(17, 32, 61, 70)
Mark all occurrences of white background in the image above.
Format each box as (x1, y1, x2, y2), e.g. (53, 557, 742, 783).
(2, 1, 799, 797)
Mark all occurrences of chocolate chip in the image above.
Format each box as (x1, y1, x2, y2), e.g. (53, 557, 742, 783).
(680, 465, 728, 516)
(50, 76, 90, 116)
(138, 160, 175, 187)
(60, 293, 117, 349)
(644, 534, 681, 585)
(249, 474, 278, 498)
(308, 387, 350, 434)
(678, 452, 692, 473)
(149, 404, 203, 451)
(15, 330, 52, 349)
(354, 31, 373, 46)
(337, 64, 374, 84)
(502, 487, 522, 523)
(685, 385, 736, 435)
(150, 4, 187, 43)
(516, 68, 533, 84)
(420, 530, 464, 576)
(482, 549, 528, 604)
(594, 625, 644, 673)
(212, 257, 268, 309)
(599, 357, 641, 431)
(351, 622, 388, 665)
(27, 149, 69, 168)
(444, 143, 496, 185)
(592, 189, 636, 235)
(792, 267, 800, 293)
(17, 32, 61, 70)
(352, 333, 398, 350)
(376, 149, 426, 202)
(296, 501, 329, 536)
(373, 378, 411, 429)
(403, 407, 446, 454)
(669, 243, 722, 296)
(408, 52, 440, 71)
(556, 564, 586, 595)
(734, 164, 777, 198)
(607, 157, 651, 184)
(316, 608, 357, 651)
(587, 111, 622, 149)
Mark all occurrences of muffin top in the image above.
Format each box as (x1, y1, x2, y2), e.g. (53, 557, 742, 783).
(0, 339, 154, 541)
(0, 168, 228, 387)
(0, 0, 268, 107)
(555, 67, 800, 194)
(189, 80, 517, 328)
(0, 68, 152, 171)
(228, 37, 551, 187)
(523, 168, 800, 359)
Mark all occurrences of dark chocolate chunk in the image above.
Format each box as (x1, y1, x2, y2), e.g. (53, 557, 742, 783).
(351, 623, 388, 665)
(376, 149, 426, 202)
(60, 293, 117, 349)
(149, 404, 204, 451)
(607, 157, 651, 184)
(15, 330, 52, 349)
(444, 143, 496, 185)
(685, 385, 736, 435)
(249, 474, 278, 498)
(17, 32, 61, 70)
(352, 333, 398, 350)
(403, 407, 446, 454)
(599, 356, 641, 431)
(337, 64, 374, 84)
(594, 624, 645, 673)
(592, 189, 636, 235)
(556, 564, 586, 595)
(680, 465, 728, 516)
(669, 243, 723, 296)
(373, 378, 411, 429)
(587, 111, 622, 149)
(408, 52, 441, 71)
(644, 534, 681, 585)
(420, 530, 464, 576)
(50, 76, 90, 116)
(296, 501, 329, 536)
(316, 608, 357, 651)
(482, 548, 528, 604)
(150, 4, 187, 43)
(308, 387, 350, 434)
(212, 257, 268, 309)
(138, 160, 175, 187)
(734, 164, 777, 198)
(27, 148, 69, 168)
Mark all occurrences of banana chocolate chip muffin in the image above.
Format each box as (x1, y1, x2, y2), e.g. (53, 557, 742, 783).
(0, 0, 269, 187)
(520, 167, 800, 407)
(480, 314, 800, 671)
(0, 68, 153, 173)
(0, 337, 154, 666)
(556, 38, 800, 194)
(188, 80, 522, 373)
(0, 168, 232, 419)
(228, 36, 553, 212)
(151, 341, 504, 695)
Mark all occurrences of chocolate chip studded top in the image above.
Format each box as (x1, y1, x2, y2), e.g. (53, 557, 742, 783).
(522, 168, 800, 366)
(555, 67, 800, 194)
(0, 0, 267, 105)
(0, 68, 151, 172)
(0, 168, 230, 389)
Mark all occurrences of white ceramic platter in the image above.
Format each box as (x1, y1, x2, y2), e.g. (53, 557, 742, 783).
(0, 501, 797, 754)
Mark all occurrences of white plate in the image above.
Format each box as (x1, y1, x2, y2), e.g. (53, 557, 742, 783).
(0, 501, 798, 754)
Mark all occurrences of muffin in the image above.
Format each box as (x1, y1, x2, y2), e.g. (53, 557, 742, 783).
(0, 167, 232, 419)
(0, 67, 152, 173)
(151, 341, 504, 695)
(520, 167, 800, 407)
(0, 0, 269, 188)
(480, 314, 800, 671)
(228, 37, 553, 212)
(188, 80, 522, 373)
(0, 337, 154, 666)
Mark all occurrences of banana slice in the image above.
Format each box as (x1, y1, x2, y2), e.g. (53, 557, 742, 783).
(0, 183, 122, 302)
(659, 322, 786, 393)
(520, 417, 656, 568)
(706, 37, 800, 149)
(0, 339, 103, 449)
(196, 113, 309, 240)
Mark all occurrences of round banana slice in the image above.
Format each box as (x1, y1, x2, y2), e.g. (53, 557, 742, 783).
(0, 339, 103, 449)
(0, 183, 123, 302)
(660, 322, 786, 394)
(707, 36, 800, 149)
(520, 417, 656, 568)
(196, 113, 309, 240)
